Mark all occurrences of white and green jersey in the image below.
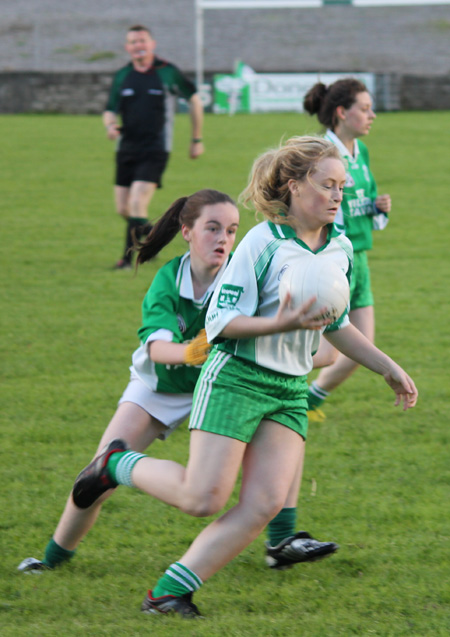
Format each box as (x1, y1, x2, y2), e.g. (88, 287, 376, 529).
(206, 221, 353, 377)
(325, 130, 388, 253)
(131, 252, 229, 394)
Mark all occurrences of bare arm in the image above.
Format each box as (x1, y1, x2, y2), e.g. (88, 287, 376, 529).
(311, 337, 338, 369)
(102, 110, 120, 140)
(149, 330, 210, 367)
(188, 93, 204, 159)
(149, 340, 187, 365)
(325, 323, 418, 410)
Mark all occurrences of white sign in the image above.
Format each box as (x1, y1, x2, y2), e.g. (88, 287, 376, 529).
(248, 72, 376, 113)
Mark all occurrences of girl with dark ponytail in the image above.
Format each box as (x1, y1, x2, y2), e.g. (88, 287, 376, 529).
(19, 189, 239, 574)
(135, 189, 236, 264)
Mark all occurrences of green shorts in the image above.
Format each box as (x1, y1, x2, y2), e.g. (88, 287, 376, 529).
(350, 251, 374, 310)
(189, 350, 308, 443)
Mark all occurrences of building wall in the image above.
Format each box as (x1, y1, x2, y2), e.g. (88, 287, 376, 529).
(1, 71, 449, 114)
(2, 1, 449, 75)
(1, 2, 449, 112)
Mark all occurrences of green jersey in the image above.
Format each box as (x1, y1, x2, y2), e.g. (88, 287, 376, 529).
(131, 252, 229, 394)
(325, 130, 388, 252)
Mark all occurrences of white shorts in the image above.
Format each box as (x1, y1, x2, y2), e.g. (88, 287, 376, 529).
(118, 373, 193, 441)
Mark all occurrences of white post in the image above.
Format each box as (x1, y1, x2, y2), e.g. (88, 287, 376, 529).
(195, 0, 205, 89)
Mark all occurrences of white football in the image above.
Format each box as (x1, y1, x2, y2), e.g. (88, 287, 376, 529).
(279, 256, 349, 322)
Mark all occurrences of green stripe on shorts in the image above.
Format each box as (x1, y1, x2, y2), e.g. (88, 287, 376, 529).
(190, 350, 308, 442)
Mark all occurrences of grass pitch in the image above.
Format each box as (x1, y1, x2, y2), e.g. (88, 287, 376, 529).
(1, 111, 449, 636)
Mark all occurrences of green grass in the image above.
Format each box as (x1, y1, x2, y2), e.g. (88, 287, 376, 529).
(1, 111, 450, 635)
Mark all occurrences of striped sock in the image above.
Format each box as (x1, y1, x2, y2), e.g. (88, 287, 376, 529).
(307, 381, 330, 409)
(107, 450, 146, 488)
(267, 507, 297, 547)
(152, 562, 203, 598)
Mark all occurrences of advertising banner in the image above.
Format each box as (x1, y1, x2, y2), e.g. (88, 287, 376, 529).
(249, 72, 375, 112)
(213, 74, 251, 114)
(213, 70, 375, 114)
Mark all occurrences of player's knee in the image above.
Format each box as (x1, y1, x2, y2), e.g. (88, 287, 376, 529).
(179, 489, 227, 518)
(246, 493, 285, 526)
(261, 497, 285, 523)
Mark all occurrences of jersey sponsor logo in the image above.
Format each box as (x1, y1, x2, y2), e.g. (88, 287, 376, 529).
(346, 188, 373, 217)
(176, 314, 187, 333)
(148, 89, 163, 95)
(121, 88, 135, 96)
(217, 284, 244, 309)
(206, 311, 218, 325)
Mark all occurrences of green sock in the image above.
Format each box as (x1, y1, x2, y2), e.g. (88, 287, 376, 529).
(152, 562, 203, 598)
(267, 507, 297, 547)
(107, 450, 147, 487)
(43, 538, 76, 568)
(307, 381, 329, 410)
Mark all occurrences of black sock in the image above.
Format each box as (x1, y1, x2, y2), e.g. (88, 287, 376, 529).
(136, 220, 153, 239)
(123, 218, 149, 262)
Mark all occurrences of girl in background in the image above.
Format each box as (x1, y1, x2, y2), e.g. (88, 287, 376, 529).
(304, 79, 391, 421)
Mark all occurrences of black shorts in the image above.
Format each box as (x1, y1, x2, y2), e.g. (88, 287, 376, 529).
(115, 151, 169, 188)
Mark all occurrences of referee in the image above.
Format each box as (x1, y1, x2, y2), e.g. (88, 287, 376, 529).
(103, 25, 204, 269)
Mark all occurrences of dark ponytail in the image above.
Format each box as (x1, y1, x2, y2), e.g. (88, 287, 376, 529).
(303, 82, 328, 117)
(136, 197, 187, 265)
(303, 78, 368, 131)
